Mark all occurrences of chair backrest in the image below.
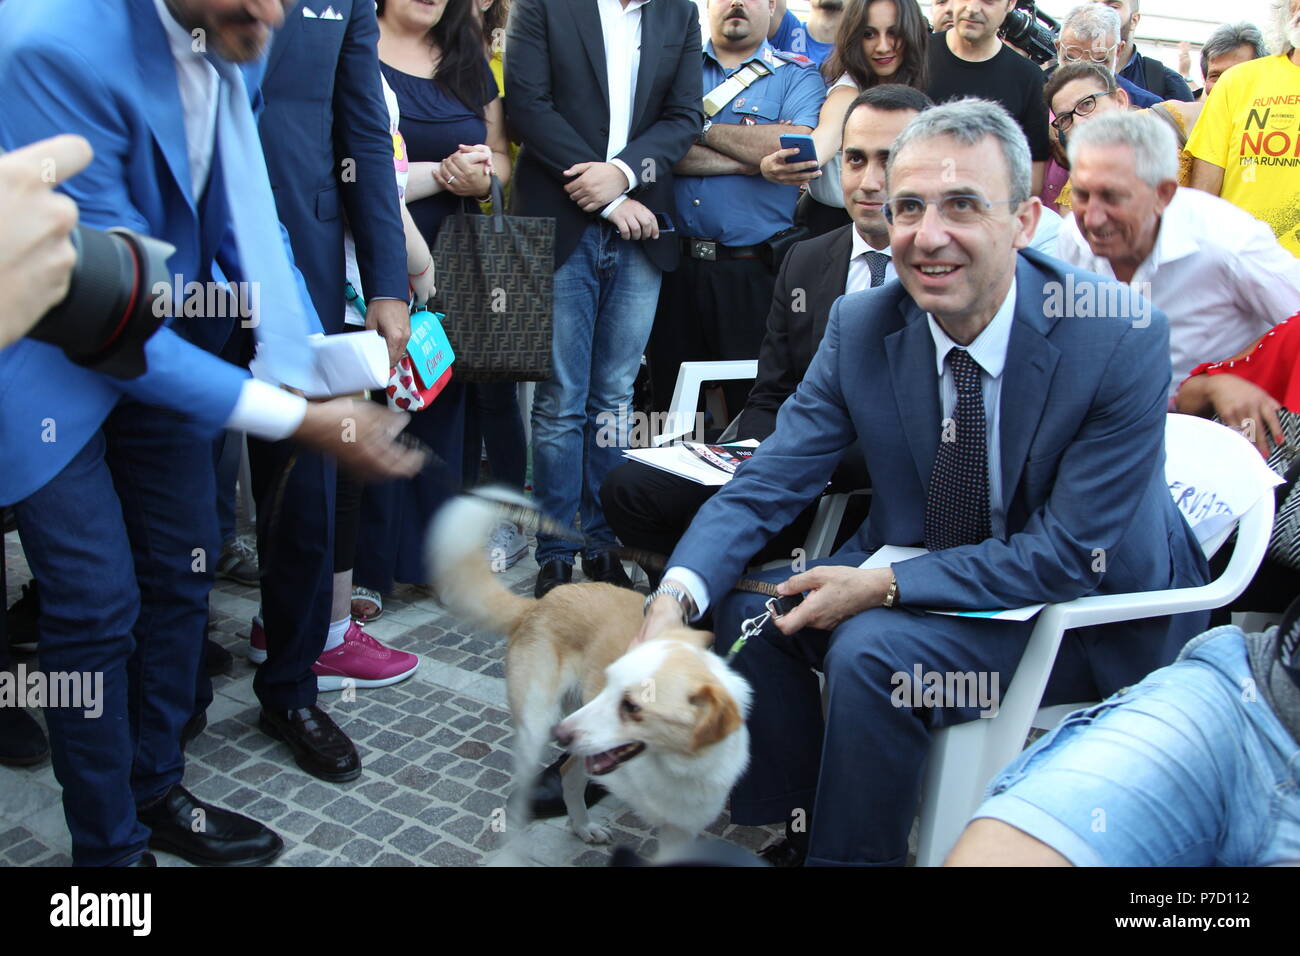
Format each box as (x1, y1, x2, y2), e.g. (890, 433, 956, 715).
(1163, 415, 1282, 560)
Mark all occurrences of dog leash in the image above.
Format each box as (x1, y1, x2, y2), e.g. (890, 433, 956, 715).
(616, 547, 804, 663)
(455, 495, 804, 663)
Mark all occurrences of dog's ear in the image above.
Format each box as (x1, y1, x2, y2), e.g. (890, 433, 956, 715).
(688, 682, 741, 751)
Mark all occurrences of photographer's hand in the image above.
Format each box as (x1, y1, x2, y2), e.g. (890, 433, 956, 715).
(0, 135, 93, 349)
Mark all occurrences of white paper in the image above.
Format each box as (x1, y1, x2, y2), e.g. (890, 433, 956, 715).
(250, 330, 390, 399)
(621, 439, 760, 487)
(859, 545, 1045, 621)
(1164, 414, 1284, 547)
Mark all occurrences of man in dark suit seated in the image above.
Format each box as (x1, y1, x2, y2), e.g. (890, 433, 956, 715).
(602, 85, 936, 579)
(637, 98, 1211, 866)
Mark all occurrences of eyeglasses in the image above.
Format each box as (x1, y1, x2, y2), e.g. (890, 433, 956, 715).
(882, 195, 1022, 227)
(1060, 44, 1117, 64)
(1050, 90, 1115, 134)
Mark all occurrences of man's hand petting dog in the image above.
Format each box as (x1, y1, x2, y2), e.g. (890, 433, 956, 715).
(632, 593, 691, 649)
(772, 566, 895, 634)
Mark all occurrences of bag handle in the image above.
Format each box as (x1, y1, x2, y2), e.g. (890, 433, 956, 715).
(456, 174, 506, 234)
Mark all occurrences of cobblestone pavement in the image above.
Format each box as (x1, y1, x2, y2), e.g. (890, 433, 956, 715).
(1, 532, 779, 866)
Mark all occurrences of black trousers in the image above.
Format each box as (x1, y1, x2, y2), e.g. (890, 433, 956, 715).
(245, 436, 337, 711)
(600, 459, 870, 586)
(646, 255, 776, 422)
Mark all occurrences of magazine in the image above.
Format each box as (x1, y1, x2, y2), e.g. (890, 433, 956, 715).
(682, 442, 756, 475)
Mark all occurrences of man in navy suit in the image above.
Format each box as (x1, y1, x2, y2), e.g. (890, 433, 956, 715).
(0, 0, 421, 866)
(637, 99, 1210, 866)
(228, 0, 411, 784)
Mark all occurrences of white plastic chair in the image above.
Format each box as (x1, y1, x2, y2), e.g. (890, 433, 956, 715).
(913, 414, 1277, 865)
(653, 359, 759, 447)
(655, 360, 865, 561)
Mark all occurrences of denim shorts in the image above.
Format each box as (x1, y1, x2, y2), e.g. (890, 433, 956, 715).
(972, 626, 1300, 866)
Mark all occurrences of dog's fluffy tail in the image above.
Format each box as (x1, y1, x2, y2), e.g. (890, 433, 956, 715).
(425, 494, 533, 637)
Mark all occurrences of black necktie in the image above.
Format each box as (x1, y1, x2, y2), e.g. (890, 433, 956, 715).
(864, 251, 889, 288)
(924, 348, 992, 551)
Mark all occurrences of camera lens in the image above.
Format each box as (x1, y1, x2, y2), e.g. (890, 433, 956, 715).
(27, 225, 171, 378)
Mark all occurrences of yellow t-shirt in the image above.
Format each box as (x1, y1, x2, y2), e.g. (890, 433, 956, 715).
(1186, 54, 1300, 257)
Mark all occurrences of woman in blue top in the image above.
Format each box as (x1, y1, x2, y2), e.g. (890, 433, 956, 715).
(352, 0, 512, 618)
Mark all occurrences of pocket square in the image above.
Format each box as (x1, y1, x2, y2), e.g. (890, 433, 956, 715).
(321, 5, 344, 18)
(301, 5, 318, 16)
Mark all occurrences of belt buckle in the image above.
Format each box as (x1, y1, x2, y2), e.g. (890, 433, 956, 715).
(692, 239, 717, 261)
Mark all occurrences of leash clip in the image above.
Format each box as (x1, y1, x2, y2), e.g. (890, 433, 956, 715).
(725, 598, 787, 663)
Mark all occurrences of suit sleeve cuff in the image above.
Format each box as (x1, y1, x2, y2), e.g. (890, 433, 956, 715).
(610, 157, 638, 193)
(225, 379, 308, 441)
(663, 566, 710, 619)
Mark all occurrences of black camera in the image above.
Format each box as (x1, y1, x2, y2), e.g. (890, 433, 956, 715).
(27, 224, 175, 379)
(999, 0, 1060, 66)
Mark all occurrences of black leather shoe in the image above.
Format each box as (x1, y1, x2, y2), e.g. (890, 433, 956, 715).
(757, 837, 807, 868)
(581, 552, 634, 589)
(137, 785, 283, 867)
(204, 638, 233, 678)
(259, 706, 361, 783)
(181, 711, 207, 750)
(534, 559, 573, 598)
(528, 754, 606, 819)
(0, 706, 49, 767)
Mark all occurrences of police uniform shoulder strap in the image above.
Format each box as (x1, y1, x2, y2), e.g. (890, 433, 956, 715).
(702, 59, 778, 117)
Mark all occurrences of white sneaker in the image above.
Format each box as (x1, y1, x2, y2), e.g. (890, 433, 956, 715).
(487, 521, 529, 572)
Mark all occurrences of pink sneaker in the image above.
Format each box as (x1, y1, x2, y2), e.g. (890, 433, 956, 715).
(312, 622, 419, 691)
(247, 615, 267, 665)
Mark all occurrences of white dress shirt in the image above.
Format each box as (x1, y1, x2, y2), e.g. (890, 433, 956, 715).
(1028, 204, 1061, 257)
(845, 228, 895, 293)
(1056, 186, 1300, 399)
(596, 0, 652, 217)
(155, 0, 306, 439)
(663, 254, 1017, 616)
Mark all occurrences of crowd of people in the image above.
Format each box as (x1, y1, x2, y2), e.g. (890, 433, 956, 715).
(0, 0, 1298, 868)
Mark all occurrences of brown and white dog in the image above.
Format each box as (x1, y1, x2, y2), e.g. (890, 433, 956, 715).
(425, 494, 751, 858)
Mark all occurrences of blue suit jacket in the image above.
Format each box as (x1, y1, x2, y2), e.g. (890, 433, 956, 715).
(0, 0, 320, 505)
(257, 0, 407, 334)
(669, 249, 1209, 690)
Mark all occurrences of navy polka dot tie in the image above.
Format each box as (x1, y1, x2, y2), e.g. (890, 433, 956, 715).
(924, 348, 992, 551)
(864, 251, 889, 288)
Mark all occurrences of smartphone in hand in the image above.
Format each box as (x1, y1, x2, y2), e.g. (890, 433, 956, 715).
(778, 133, 819, 166)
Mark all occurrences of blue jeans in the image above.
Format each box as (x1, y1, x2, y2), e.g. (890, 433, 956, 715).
(975, 625, 1300, 866)
(532, 222, 661, 564)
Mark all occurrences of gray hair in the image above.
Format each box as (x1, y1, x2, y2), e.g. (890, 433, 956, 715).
(886, 98, 1032, 203)
(1060, 4, 1121, 48)
(1270, 0, 1298, 54)
(1200, 22, 1267, 78)
(1066, 111, 1179, 187)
